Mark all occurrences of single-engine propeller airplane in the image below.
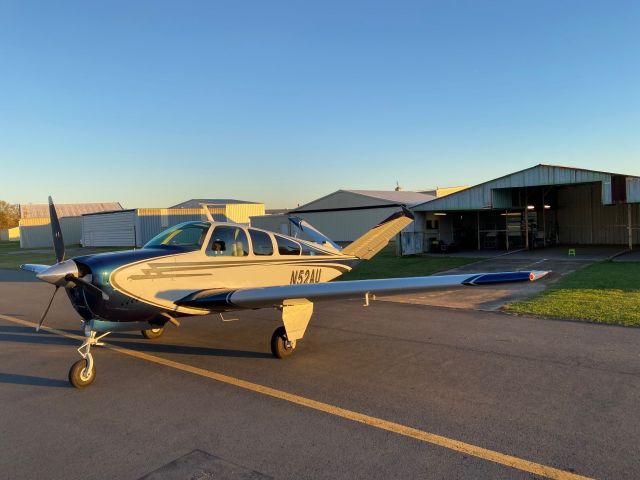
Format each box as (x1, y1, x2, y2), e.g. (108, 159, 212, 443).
(22, 197, 549, 388)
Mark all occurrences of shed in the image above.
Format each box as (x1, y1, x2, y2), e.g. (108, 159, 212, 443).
(82, 200, 265, 247)
(251, 190, 434, 243)
(19, 202, 123, 248)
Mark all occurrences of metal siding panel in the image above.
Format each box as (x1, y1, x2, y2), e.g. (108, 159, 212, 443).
(19, 217, 82, 248)
(303, 209, 400, 242)
(626, 178, 640, 203)
(557, 184, 631, 245)
(413, 165, 624, 212)
(137, 208, 209, 245)
(250, 214, 290, 235)
(492, 189, 513, 209)
(81, 211, 136, 247)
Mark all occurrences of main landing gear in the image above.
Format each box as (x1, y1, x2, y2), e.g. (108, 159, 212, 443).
(271, 326, 296, 358)
(141, 326, 165, 339)
(270, 299, 314, 359)
(69, 329, 109, 388)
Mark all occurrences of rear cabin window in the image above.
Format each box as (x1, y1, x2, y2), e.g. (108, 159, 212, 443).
(249, 229, 273, 256)
(275, 235, 301, 255)
(208, 226, 249, 257)
(301, 243, 330, 256)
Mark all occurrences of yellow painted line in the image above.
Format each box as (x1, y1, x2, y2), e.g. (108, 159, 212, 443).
(0, 313, 593, 480)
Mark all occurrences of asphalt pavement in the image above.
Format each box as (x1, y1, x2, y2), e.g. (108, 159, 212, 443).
(1, 269, 639, 479)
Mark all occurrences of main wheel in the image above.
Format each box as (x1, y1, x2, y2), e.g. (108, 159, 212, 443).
(68, 359, 96, 388)
(141, 326, 165, 339)
(270, 326, 296, 359)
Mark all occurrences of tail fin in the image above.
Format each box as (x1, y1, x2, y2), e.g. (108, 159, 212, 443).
(342, 208, 414, 260)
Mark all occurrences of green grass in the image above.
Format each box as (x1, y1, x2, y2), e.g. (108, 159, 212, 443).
(506, 261, 640, 326)
(338, 246, 481, 280)
(0, 241, 130, 269)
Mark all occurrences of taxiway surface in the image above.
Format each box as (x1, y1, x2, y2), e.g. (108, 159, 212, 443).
(0, 269, 638, 479)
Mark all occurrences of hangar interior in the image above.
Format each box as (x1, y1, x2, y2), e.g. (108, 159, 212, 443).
(406, 165, 640, 254)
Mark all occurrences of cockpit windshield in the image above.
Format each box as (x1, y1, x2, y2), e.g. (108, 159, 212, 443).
(144, 222, 210, 251)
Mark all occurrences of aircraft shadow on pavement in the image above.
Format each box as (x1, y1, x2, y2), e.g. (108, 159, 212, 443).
(108, 338, 272, 359)
(0, 325, 271, 359)
(0, 372, 69, 388)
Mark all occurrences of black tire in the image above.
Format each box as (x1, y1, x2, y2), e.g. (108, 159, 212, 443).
(68, 359, 96, 388)
(141, 327, 165, 339)
(270, 326, 295, 359)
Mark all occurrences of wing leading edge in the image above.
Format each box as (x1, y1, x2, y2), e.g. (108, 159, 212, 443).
(176, 270, 550, 310)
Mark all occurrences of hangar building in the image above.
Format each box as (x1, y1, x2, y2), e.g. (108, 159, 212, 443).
(251, 190, 434, 243)
(406, 164, 640, 254)
(82, 199, 265, 247)
(19, 202, 123, 248)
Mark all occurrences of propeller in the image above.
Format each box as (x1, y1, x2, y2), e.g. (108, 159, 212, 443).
(22, 196, 109, 331)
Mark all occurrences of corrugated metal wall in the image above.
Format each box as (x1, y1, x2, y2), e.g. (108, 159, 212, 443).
(19, 217, 82, 248)
(80, 204, 265, 248)
(82, 211, 137, 247)
(136, 208, 209, 246)
(0, 227, 20, 241)
(414, 165, 622, 211)
(250, 214, 291, 235)
(557, 184, 640, 245)
(225, 203, 266, 223)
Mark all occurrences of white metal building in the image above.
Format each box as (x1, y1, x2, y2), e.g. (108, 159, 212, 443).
(82, 200, 265, 247)
(19, 202, 123, 248)
(251, 190, 434, 243)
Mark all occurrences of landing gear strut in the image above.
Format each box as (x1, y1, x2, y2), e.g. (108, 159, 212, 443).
(68, 329, 109, 388)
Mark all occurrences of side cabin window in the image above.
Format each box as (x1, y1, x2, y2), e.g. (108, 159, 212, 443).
(301, 243, 330, 256)
(275, 235, 301, 255)
(208, 226, 249, 257)
(249, 229, 274, 256)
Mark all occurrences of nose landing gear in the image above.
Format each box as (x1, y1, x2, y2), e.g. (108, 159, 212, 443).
(68, 329, 110, 388)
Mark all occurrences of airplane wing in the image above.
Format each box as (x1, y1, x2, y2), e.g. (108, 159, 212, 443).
(176, 270, 550, 310)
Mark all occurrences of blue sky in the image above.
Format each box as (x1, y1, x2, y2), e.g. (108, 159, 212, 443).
(1, 1, 638, 208)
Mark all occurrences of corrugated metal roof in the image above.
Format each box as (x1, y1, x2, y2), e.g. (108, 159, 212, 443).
(19, 202, 123, 219)
(412, 164, 640, 212)
(170, 198, 261, 208)
(293, 189, 435, 212)
(344, 190, 435, 205)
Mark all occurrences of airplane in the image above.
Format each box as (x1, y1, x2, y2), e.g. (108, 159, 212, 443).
(21, 197, 549, 388)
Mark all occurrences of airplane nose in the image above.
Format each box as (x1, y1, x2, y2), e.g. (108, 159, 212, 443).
(36, 260, 79, 287)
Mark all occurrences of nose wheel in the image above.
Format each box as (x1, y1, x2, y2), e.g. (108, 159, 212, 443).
(69, 358, 96, 388)
(271, 326, 296, 359)
(68, 329, 109, 388)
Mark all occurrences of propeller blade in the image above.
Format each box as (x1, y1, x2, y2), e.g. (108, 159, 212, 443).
(48, 196, 65, 263)
(37, 286, 59, 332)
(65, 274, 109, 301)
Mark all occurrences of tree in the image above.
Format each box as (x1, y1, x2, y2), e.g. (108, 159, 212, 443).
(0, 201, 19, 229)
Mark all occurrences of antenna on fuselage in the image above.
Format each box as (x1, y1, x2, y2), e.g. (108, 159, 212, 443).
(199, 203, 215, 222)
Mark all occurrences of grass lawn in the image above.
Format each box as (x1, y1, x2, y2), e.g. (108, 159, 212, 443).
(506, 261, 640, 326)
(338, 247, 481, 280)
(0, 241, 130, 269)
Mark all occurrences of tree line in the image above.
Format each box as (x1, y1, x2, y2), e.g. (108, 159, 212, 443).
(0, 201, 19, 229)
